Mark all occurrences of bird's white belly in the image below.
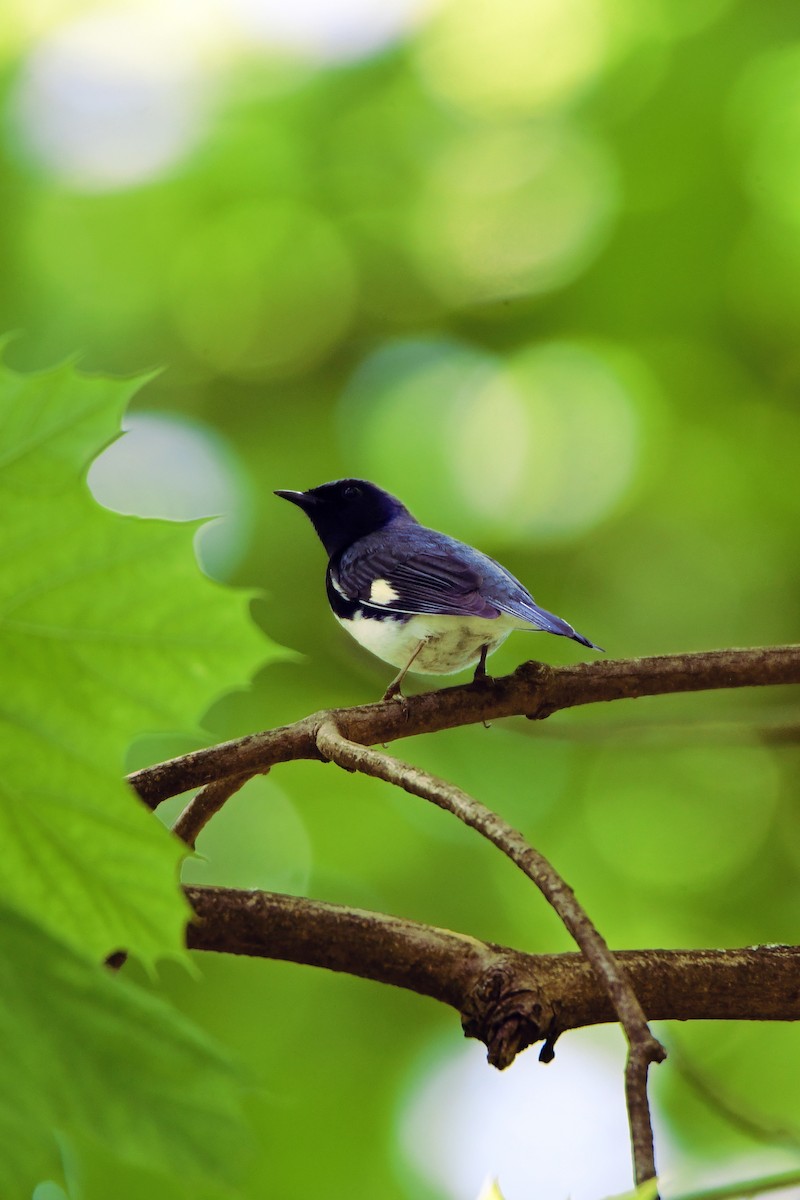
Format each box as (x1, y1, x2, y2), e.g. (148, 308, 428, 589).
(335, 611, 518, 674)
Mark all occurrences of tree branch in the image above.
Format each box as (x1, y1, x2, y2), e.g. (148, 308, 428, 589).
(133, 646, 799, 1192)
(185, 886, 800, 1045)
(315, 720, 664, 1184)
(129, 646, 800, 809)
(172, 773, 251, 850)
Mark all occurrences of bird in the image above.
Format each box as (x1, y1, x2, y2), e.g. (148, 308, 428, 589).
(275, 479, 603, 700)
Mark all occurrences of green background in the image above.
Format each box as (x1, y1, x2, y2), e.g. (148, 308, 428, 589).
(2, 0, 799, 1196)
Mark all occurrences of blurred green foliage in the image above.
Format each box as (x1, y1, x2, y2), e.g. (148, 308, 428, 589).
(2, 0, 799, 1197)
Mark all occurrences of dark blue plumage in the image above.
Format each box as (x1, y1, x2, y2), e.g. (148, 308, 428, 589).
(276, 479, 602, 698)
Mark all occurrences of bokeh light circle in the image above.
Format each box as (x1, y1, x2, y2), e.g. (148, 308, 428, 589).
(338, 337, 648, 544)
(416, 0, 610, 118)
(228, 0, 434, 63)
(410, 123, 618, 304)
(399, 1031, 669, 1200)
(493, 340, 643, 539)
(10, 3, 217, 190)
(87, 410, 253, 578)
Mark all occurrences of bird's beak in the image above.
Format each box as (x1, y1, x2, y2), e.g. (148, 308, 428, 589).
(274, 489, 317, 511)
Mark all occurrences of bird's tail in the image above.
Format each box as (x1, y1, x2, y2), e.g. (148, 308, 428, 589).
(524, 603, 604, 652)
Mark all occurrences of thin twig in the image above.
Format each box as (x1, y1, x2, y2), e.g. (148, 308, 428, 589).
(672, 1168, 800, 1200)
(669, 1040, 800, 1151)
(172, 772, 252, 850)
(129, 646, 800, 809)
(626, 1051, 659, 1184)
(314, 721, 665, 1185)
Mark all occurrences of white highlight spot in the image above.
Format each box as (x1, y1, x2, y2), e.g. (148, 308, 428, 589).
(229, 0, 433, 64)
(369, 578, 400, 605)
(11, 2, 216, 191)
(400, 1030, 652, 1200)
(87, 410, 251, 578)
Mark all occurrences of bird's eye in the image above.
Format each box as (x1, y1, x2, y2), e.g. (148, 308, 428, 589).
(343, 485, 361, 499)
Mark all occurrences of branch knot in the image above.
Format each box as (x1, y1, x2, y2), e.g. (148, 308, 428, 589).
(461, 959, 553, 1070)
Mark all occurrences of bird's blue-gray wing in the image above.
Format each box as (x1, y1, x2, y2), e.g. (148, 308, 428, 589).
(334, 526, 602, 650)
(333, 528, 502, 618)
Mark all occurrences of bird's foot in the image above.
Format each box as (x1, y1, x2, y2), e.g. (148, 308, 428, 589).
(381, 682, 411, 721)
(382, 640, 424, 706)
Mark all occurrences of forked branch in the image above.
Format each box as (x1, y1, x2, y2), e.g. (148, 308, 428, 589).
(315, 721, 665, 1184)
(140, 644, 800, 1191)
(130, 646, 800, 809)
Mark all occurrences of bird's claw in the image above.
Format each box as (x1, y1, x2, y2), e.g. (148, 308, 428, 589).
(381, 683, 411, 721)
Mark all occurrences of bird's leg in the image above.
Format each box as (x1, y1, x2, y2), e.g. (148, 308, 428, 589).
(472, 642, 491, 682)
(382, 640, 426, 702)
(473, 643, 494, 726)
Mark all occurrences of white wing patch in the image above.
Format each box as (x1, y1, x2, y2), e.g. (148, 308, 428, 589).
(368, 578, 400, 605)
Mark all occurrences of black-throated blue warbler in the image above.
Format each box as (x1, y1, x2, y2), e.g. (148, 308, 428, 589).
(276, 479, 602, 699)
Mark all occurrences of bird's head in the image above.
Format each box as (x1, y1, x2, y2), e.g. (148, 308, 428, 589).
(275, 478, 413, 556)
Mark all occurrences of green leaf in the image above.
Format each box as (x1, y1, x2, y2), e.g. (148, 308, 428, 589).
(0, 906, 246, 1200)
(0, 358, 285, 964)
